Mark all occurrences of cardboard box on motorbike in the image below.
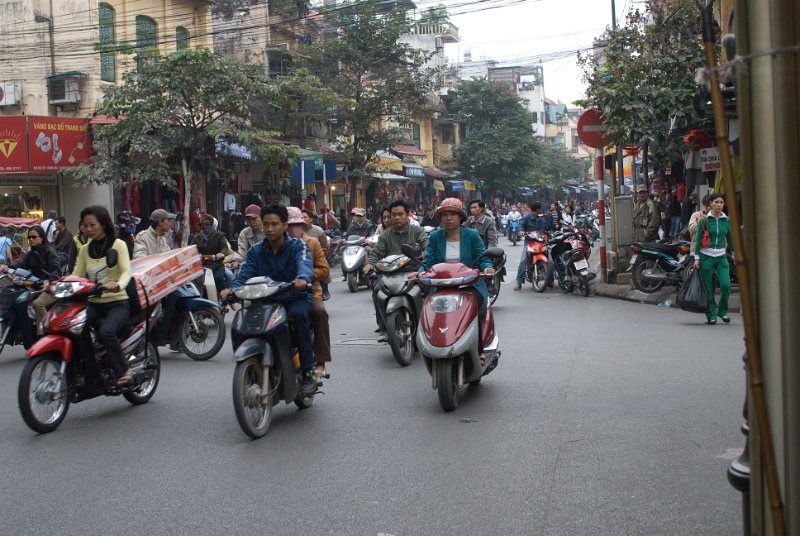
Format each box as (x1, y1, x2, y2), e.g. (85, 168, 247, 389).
(129, 246, 202, 308)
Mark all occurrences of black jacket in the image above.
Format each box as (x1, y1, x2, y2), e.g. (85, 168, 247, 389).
(10, 244, 61, 281)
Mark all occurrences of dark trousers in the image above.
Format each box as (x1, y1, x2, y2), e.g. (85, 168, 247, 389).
(311, 296, 331, 363)
(87, 300, 131, 377)
(12, 301, 36, 349)
(286, 298, 315, 370)
(371, 280, 385, 331)
(212, 267, 229, 293)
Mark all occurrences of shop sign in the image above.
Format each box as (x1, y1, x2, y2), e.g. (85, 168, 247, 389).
(0, 175, 57, 186)
(464, 181, 476, 191)
(404, 165, 425, 178)
(0, 116, 28, 174)
(432, 179, 444, 191)
(699, 147, 721, 172)
(450, 180, 465, 192)
(27, 116, 91, 172)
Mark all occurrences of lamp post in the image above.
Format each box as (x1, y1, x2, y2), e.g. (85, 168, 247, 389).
(34, 14, 56, 78)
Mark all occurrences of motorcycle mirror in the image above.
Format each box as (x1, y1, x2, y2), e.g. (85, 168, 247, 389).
(400, 244, 418, 257)
(105, 248, 118, 268)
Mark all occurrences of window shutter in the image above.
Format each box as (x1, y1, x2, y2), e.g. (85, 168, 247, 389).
(176, 26, 189, 50)
(99, 3, 115, 82)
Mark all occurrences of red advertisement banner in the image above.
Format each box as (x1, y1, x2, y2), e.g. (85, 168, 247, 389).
(27, 116, 91, 172)
(0, 116, 29, 173)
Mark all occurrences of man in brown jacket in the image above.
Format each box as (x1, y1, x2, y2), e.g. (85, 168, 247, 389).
(287, 207, 332, 379)
(633, 184, 660, 242)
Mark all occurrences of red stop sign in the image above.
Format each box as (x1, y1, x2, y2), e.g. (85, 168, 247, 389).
(577, 109, 609, 149)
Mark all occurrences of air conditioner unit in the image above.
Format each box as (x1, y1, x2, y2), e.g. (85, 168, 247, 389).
(48, 76, 81, 105)
(0, 82, 21, 106)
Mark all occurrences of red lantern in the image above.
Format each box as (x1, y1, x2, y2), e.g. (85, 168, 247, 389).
(624, 146, 640, 156)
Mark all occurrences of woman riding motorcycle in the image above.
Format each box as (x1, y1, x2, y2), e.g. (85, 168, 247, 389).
(409, 198, 495, 359)
(0, 224, 61, 348)
(73, 206, 134, 385)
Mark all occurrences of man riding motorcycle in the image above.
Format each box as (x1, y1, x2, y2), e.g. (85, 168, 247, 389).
(220, 205, 317, 395)
(189, 213, 232, 299)
(465, 199, 498, 248)
(513, 202, 553, 291)
(363, 199, 428, 342)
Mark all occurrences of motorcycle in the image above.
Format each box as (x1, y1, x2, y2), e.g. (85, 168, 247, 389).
(341, 235, 374, 293)
(629, 240, 693, 293)
(151, 283, 226, 361)
(325, 229, 344, 267)
(523, 231, 550, 293)
(229, 277, 320, 439)
(372, 253, 423, 366)
(546, 229, 595, 297)
(486, 251, 507, 305)
(0, 268, 42, 355)
(404, 245, 504, 412)
(507, 220, 521, 246)
(18, 250, 161, 433)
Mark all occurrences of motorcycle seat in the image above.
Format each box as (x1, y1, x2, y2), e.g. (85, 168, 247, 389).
(637, 242, 679, 255)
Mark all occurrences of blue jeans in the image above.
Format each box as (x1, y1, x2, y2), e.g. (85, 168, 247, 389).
(516, 245, 528, 284)
(669, 217, 681, 237)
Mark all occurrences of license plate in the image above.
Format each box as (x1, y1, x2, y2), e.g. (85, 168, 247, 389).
(629, 254, 637, 265)
(574, 259, 588, 270)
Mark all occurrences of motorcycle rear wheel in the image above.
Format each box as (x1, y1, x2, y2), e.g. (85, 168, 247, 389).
(18, 353, 70, 433)
(123, 342, 160, 405)
(346, 272, 359, 293)
(488, 275, 501, 305)
(436, 359, 460, 412)
(631, 258, 664, 293)
(178, 308, 226, 361)
(232, 357, 272, 438)
(387, 308, 414, 367)
(579, 274, 591, 297)
(531, 260, 548, 293)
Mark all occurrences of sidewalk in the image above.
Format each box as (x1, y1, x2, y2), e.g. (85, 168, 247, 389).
(588, 246, 741, 313)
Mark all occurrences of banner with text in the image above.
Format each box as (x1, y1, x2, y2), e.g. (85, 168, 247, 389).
(0, 116, 29, 173)
(27, 116, 91, 172)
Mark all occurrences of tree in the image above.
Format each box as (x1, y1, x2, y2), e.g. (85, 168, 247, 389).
(70, 48, 299, 245)
(298, 0, 436, 204)
(453, 78, 539, 194)
(577, 0, 709, 182)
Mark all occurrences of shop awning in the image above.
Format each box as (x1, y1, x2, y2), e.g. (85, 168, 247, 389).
(375, 150, 403, 172)
(392, 144, 426, 157)
(402, 163, 425, 178)
(216, 140, 253, 160)
(425, 167, 450, 179)
(373, 172, 409, 181)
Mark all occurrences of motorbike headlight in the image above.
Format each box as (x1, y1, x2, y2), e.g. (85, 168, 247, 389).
(52, 281, 81, 298)
(430, 295, 463, 313)
(234, 283, 278, 301)
(377, 257, 408, 273)
(345, 246, 361, 255)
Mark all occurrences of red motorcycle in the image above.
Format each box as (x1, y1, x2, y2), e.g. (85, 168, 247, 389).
(523, 231, 550, 293)
(404, 245, 504, 411)
(17, 251, 161, 433)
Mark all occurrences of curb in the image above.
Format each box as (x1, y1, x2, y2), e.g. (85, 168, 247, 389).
(592, 282, 741, 313)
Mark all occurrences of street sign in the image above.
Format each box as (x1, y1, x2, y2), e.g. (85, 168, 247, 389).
(577, 108, 609, 149)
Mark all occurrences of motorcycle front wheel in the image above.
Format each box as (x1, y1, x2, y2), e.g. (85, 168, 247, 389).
(631, 258, 664, 293)
(123, 342, 160, 405)
(232, 357, 273, 438)
(531, 260, 548, 293)
(436, 359, 460, 412)
(346, 272, 359, 293)
(178, 308, 226, 361)
(18, 353, 70, 433)
(387, 308, 414, 367)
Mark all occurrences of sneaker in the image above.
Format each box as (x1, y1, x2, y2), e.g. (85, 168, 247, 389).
(299, 371, 317, 396)
(169, 343, 180, 352)
(720, 316, 730, 323)
(513, 281, 522, 291)
(377, 331, 389, 343)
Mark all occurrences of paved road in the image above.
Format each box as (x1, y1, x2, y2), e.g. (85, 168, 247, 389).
(0, 248, 746, 535)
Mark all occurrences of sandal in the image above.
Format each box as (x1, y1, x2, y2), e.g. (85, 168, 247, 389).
(117, 369, 133, 385)
(315, 365, 329, 379)
(479, 354, 486, 366)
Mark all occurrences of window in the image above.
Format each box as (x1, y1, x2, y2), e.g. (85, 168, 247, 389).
(176, 26, 189, 50)
(136, 15, 158, 51)
(98, 3, 115, 82)
(412, 124, 421, 148)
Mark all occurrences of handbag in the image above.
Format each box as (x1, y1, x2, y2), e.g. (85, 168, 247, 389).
(677, 266, 708, 313)
(700, 217, 711, 249)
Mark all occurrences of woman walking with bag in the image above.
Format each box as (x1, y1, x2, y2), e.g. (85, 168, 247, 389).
(693, 192, 733, 325)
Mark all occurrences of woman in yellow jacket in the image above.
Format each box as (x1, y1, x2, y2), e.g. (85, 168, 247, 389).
(73, 206, 133, 384)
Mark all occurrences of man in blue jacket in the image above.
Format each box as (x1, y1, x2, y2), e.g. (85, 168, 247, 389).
(513, 202, 553, 290)
(221, 204, 316, 394)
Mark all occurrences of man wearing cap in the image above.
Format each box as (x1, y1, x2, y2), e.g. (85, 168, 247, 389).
(226, 204, 264, 268)
(189, 213, 231, 298)
(133, 209, 175, 259)
(365, 199, 428, 341)
(346, 208, 375, 238)
(633, 185, 659, 242)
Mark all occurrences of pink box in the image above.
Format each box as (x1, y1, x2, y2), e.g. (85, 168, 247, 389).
(130, 246, 203, 308)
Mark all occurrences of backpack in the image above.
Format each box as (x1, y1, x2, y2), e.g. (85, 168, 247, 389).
(44, 220, 56, 244)
(0, 236, 11, 262)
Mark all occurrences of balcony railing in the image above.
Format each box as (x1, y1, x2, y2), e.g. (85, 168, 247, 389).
(410, 22, 459, 42)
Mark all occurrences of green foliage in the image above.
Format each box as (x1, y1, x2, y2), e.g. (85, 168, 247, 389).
(453, 78, 538, 192)
(297, 0, 436, 179)
(577, 0, 709, 164)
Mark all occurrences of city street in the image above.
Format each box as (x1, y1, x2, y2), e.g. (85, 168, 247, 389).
(0, 249, 746, 536)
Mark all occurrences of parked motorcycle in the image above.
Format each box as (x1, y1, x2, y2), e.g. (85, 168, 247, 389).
(404, 245, 504, 412)
(341, 235, 374, 293)
(372, 253, 423, 366)
(546, 229, 595, 297)
(151, 283, 226, 361)
(507, 220, 521, 246)
(18, 250, 161, 433)
(229, 277, 320, 439)
(325, 229, 344, 267)
(629, 240, 693, 293)
(523, 231, 550, 293)
(0, 268, 42, 355)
